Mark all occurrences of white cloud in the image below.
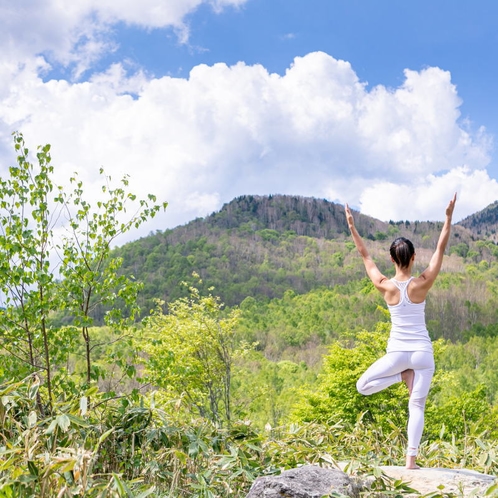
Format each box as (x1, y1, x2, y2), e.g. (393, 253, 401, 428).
(356, 67, 490, 179)
(0, 48, 494, 242)
(0, 0, 248, 78)
(359, 167, 498, 222)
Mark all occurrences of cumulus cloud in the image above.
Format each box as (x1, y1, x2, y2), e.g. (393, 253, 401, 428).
(359, 167, 498, 222)
(0, 47, 495, 242)
(0, 0, 248, 78)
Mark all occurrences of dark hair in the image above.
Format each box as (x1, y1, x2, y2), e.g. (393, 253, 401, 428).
(389, 237, 415, 269)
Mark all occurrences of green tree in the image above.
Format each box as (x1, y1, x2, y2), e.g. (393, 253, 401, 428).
(56, 168, 167, 384)
(0, 133, 62, 408)
(292, 322, 409, 432)
(425, 385, 498, 440)
(232, 352, 316, 427)
(142, 278, 242, 425)
(0, 132, 167, 406)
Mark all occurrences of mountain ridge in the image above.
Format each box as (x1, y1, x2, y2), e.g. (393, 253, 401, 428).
(111, 194, 498, 312)
(457, 200, 498, 242)
(157, 193, 495, 244)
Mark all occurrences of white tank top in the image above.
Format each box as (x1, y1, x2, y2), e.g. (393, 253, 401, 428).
(386, 277, 433, 353)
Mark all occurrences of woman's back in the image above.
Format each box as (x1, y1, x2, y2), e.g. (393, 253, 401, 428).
(387, 277, 432, 353)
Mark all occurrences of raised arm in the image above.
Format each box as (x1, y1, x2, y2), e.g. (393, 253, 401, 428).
(417, 193, 457, 290)
(345, 203, 388, 291)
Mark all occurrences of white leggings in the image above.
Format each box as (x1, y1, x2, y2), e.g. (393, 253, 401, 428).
(356, 351, 434, 456)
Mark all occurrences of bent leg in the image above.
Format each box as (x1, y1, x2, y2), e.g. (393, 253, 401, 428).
(357, 352, 409, 395)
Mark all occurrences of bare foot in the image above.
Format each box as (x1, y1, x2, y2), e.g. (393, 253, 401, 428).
(401, 369, 414, 396)
(405, 455, 420, 469)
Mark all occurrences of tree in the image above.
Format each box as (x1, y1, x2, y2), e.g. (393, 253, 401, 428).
(292, 323, 409, 432)
(142, 277, 241, 425)
(0, 132, 167, 410)
(425, 385, 498, 440)
(56, 168, 167, 384)
(0, 133, 62, 409)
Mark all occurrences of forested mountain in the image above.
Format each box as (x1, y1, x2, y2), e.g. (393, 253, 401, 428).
(113, 194, 492, 311)
(457, 200, 498, 242)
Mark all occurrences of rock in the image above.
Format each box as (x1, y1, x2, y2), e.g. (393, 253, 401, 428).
(245, 464, 361, 498)
(246, 464, 497, 498)
(379, 465, 497, 497)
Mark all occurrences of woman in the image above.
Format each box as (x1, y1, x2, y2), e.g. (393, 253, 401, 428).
(344, 193, 457, 469)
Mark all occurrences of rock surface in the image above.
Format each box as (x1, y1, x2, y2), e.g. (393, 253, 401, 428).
(379, 465, 496, 496)
(246, 464, 496, 497)
(245, 465, 361, 498)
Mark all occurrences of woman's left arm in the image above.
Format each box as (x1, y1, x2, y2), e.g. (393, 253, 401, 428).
(345, 204, 388, 289)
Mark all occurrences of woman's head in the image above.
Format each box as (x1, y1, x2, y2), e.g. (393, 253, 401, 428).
(390, 237, 415, 269)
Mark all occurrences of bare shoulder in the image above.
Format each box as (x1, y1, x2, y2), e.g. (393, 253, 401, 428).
(383, 279, 400, 306)
(374, 275, 393, 290)
(407, 275, 431, 302)
(378, 277, 400, 304)
(411, 271, 435, 289)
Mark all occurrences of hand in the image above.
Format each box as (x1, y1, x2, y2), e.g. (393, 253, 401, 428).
(446, 192, 457, 218)
(345, 203, 355, 230)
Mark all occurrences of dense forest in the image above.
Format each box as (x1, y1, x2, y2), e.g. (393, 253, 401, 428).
(3, 134, 498, 496)
(113, 194, 484, 306)
(113, 194, 498, 345)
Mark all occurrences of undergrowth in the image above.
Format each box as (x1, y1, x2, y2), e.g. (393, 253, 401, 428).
(1, 377, 497, 497)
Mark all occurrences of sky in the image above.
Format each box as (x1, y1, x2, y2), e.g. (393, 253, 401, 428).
(1, 0, 498, 244)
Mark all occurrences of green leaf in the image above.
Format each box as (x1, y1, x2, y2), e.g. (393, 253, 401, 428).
(27, 460, 39, 477)
(56, 414, 71, 432)
(45, 418, 58, 435)
(27, 410, 37, 428)
(80, 396, 88, 416)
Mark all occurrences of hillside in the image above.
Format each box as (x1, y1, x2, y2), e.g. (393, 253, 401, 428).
(112, 194, 496, 315)
(143, 194, 475, 246)
(457, 200, 498, 242)
(155, 194, 384, 243)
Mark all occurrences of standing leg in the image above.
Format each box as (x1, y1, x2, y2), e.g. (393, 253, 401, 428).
(405, 352, 435, 469)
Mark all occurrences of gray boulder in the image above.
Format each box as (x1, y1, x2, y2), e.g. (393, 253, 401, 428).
(245, 464, 361, 498)
(246, 464, 497, 498)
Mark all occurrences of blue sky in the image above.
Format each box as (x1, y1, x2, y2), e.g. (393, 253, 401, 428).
(1, 0, 498, 242)
(80, 0, 498, 133)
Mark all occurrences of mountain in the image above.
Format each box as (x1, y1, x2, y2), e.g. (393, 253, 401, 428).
(112, 194, 493, 312)
(155, 194, 385, 243)
(457, 200, 498, 242)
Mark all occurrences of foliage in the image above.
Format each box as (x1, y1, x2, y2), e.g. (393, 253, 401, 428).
(4, 372, 498, 497)
(291, 322, 498, 449)
(56, 166, 166, 384)
(237, 280, 386, 360)
(425, 385, 498, 441)
(0, 376, 155, 497)
(141, 277, 242, 425)
(0, 133, 62, 407)
(0, 132, 166, 404)
(291, 323, 410, 433)
(232, 351, 317, 428)
(433, 335, 498, 406)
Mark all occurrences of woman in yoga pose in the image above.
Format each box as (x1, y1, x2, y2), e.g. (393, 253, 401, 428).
(344, 193, 457, 469)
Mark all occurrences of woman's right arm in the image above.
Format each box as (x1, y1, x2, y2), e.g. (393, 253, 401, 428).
(418, 193, 457, 289)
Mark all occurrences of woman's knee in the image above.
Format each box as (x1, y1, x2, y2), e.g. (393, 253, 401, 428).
(356, 377, 368, 395)
(409, 396, 427, 411)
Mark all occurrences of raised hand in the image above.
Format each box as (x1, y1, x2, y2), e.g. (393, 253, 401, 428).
(446, 193, 457, 218)
(345, 203, 355, 230)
